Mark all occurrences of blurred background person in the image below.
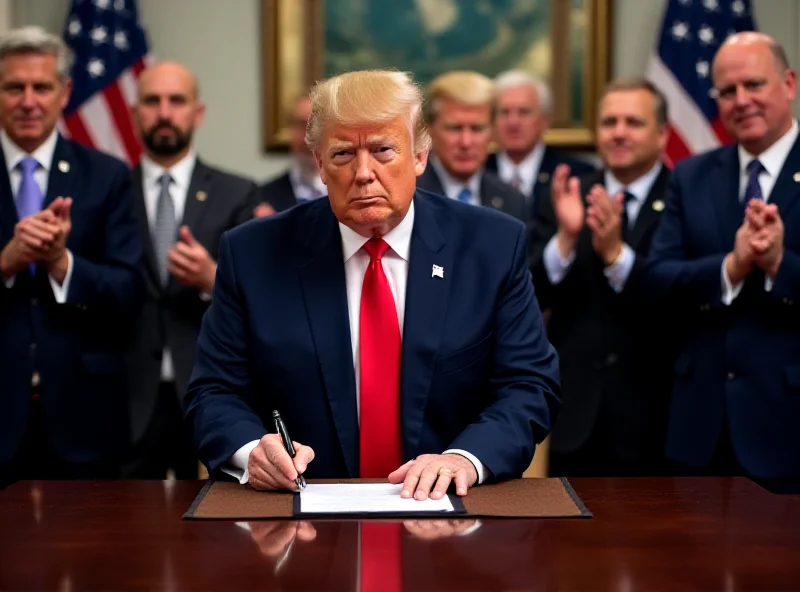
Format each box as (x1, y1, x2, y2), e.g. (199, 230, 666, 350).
(255, 93, 324, 216)
(123, 60, 259, 479)
(530, 78, 674, 477)
(0, 26, 143, 486)
(417, 70, 527, 223)
(486, 69, 596, 224)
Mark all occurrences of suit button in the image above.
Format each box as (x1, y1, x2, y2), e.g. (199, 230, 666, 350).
(30, 343, 37, 355)
(605, 353, 618, 366)
(700, 304, 710, 311)
(727, 372, 736, 380)
(783, 298, 794, 305)
(30, 297, 38, 307)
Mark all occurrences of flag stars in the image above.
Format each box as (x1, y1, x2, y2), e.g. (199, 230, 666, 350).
(732, 0, 746, 16)
(678, 0, 692, 5)
(94, 0, 111, 9)
(67, 18, 81, 37)
(696, 60, 710, 78)
(114, 0, 126, 10)
(87, 58, 105, 77)
(90, 26, 107, 44)
(698, 25, 715, 45)
(114, 31, 129, 50)
(702, 0, 719, 10)
(671, 21, 690, 41)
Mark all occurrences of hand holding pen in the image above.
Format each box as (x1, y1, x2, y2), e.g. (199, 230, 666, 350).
(245, 411, 315, 491)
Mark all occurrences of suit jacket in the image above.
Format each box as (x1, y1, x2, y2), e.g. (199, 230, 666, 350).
(0, 135, 144, 466)
(415, 165, 528, 223)
(485, 146, 597, 220)
(645, 141, 800, 480)
(530, 165, 674, 463)
(257, 171, 299, 213)
(185, 190, 561, 480)
(126, 159, 259, 443)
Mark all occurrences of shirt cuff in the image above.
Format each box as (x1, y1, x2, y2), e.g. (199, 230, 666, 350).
(443, 449, 486, 484)
(721, 260, 744, 305)
(199, 291, 212, 302)
(49, 250, 73, 304)
(3, 274, 14, 288)
(603, 244, 635, 293)
(765, 276, 774, 292)
(543, 235, 576, 285)
(223, 440, 260, 484)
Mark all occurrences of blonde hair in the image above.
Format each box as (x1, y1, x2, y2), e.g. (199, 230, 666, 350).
(305, 70, 430, 155)
(424, 71, 495, 123)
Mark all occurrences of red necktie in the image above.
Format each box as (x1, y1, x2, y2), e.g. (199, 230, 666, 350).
(359, 238, 402, 478)
(360, 522, 402, 592)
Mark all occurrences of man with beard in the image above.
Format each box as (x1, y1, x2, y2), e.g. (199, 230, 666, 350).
(124, 61, 259, 479)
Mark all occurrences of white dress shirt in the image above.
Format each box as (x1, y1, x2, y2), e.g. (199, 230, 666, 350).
(140, 151, 197, 381)
(1, 129, 73, 302)
(721, 118, 799, 304)
(288, 161, 326, 201)
(496, 142, 546, 198)
(428, 155, 482, 205)
(226, 201, 487, 486)
(543, 160, 663, 292)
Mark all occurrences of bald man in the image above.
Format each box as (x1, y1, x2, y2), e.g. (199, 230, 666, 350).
(123, 61, 260, 479)
(647, 33, 800, 490)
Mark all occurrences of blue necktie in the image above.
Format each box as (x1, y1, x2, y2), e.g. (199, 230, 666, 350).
(16, 157, 44, 275)
(745, 159, 765, 203)
(457, 187, 472, 204)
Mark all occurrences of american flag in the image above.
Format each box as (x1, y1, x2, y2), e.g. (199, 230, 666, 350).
(61, 0, 151, 167)
(646, 0, 757, 168)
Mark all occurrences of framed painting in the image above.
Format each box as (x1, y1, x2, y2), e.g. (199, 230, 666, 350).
(262, 0, 612, 151)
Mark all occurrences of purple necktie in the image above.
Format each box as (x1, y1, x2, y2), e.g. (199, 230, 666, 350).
(16, 156, 44, 275)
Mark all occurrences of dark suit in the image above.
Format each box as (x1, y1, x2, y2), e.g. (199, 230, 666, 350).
(0, 135, 144, 482)
(185, 190, 560, 480)
(485, 146, 596, 220)
(257, 171, 299, 213)
(124, 159, 258, 478)
(645, 140, 800, 481)
(416, 165, 528, 223)
(530, 165, 674, 476)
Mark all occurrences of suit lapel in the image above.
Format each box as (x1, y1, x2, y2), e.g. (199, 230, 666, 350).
(299, 205, 359, 477)
(131, 164, 161, 293)
(532, 147, 557, 198)
(45, 136, 77, 210)
(180, 159, 211, 230)
(400, 194, 451, 458)
(627, 164, 670, 248)
(767, 135, 800, 219)
(712, 146, 746, 248)
(0, 143, 15, 242)
(421, 166, 447, 196)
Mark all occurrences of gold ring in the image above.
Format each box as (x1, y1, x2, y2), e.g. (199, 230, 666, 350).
(437, 467, 453, 477)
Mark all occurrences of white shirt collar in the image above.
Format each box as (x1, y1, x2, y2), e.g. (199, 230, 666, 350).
(738, 118, 799, 178)
(140, 151, 197, 191)
(428, 154, 482, 201)
(604, 160, 663, 203)
(339, 199, 415, 263)
(0, 128, 59, 174)
(496, 142, 545, 193)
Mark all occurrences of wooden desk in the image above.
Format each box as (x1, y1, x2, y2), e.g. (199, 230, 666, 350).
(0, 478, 798, 591)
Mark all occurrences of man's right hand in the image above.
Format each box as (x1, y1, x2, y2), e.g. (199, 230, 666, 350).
(725, 217, 756, 286)
(0, 211, 62, 279)
(551, 164, 584, 258)
(247, 434, 315, 491)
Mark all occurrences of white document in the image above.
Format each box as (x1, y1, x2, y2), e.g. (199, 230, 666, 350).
(299, 483, 455, 514)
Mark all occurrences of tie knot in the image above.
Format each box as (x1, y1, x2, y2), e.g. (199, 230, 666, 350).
(622, 190, 636, 204)
(18, 156, 39, 175)
(159, 173, 172, 188)
(457, 187, 472, 203)
(363, 238, 390, 261)
(747, 159, 764, 177)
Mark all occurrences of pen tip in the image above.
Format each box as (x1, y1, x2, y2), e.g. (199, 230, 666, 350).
(272, 410, 280, 419)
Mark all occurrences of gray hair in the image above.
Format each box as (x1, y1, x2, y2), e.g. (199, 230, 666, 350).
(0, 26, 74, 81)
(494, 70, 553, 116)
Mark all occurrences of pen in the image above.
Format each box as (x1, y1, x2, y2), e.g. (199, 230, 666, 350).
(272, 410, 306, 491)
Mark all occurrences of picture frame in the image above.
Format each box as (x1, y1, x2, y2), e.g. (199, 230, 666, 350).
(261, 0, 612, 151)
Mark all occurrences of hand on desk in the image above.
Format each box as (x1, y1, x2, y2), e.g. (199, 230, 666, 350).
(247, 434, 314, 491)
(389, 454, 478, 500)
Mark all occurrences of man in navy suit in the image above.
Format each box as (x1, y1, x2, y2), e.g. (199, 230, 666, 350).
(647, 32, 800, 488)
(485, 70, 596, 222)
(0, 27, 143, 486)
(185, 70, 560, 500)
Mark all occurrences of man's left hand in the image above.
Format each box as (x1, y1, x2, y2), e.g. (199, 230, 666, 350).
(168, 226, 217, 293)
(388, 453, 477, 501)
(585, 185, 625, 265)
(747, 200, 784, 279)
(41, 197, 72, 283)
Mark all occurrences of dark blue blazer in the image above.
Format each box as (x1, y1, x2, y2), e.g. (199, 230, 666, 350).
(485, 147, 596, 219)
(645, 140, 800, 480)
(186, 190, 561, 480)
(0, 136, 144, 466)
